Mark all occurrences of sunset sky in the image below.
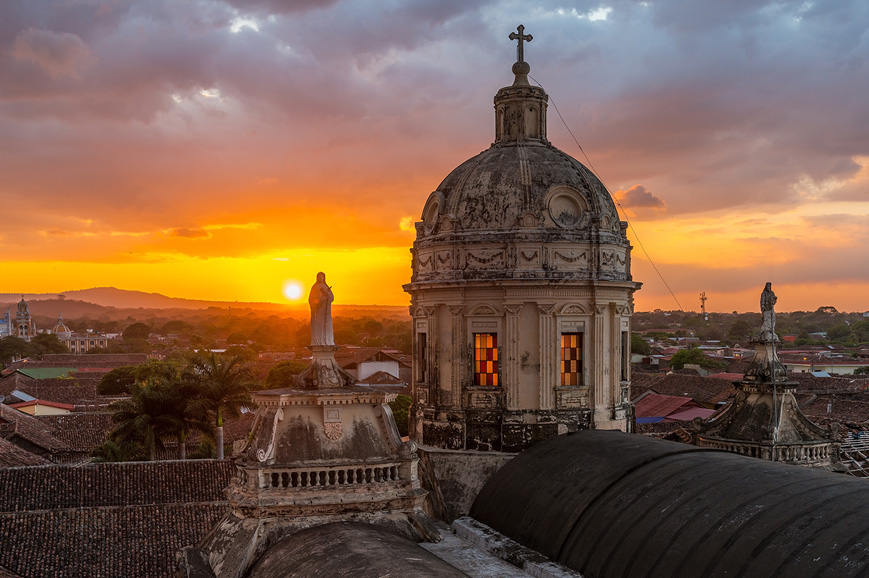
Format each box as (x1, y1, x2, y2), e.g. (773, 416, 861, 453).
(2, 1, 868, 312)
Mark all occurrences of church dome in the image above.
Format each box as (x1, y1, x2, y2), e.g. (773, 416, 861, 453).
(425, 144, 621, 236)
(52, 314, 71, 335)
(409, 37, 631, 286)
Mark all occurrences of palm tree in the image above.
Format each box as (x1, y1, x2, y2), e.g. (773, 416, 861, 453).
(90, 436, 144, 463)
(165, 377, 213, 460)
(109, 379, 186, 461)
(185, 353, 256, 459)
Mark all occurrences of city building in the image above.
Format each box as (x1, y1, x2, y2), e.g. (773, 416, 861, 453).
(51, 314, 118, 353)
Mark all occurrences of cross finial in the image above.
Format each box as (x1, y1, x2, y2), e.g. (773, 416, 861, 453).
(509, 24, 533, 63)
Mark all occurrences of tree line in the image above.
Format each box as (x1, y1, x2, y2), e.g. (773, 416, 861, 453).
(93, 354, 254, 461)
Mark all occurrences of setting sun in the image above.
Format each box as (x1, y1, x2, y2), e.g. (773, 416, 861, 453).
(283, 281, 303, 301)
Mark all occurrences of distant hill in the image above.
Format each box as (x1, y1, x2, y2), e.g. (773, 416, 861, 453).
(0, 287, 409, 321)
(0, 287, 284, 311)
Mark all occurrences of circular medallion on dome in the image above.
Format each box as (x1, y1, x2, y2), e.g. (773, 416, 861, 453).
(548, 189, 585, 228)
(422, 192, 443, 234)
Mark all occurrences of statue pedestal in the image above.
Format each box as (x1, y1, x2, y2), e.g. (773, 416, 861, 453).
(294, 345, 355, 389)
(743, 339, 788, 384)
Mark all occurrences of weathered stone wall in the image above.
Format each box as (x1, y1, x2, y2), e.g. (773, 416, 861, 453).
(417, 446, 515, 523)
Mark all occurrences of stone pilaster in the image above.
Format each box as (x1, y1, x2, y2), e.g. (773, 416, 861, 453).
(538, 304, 556, 410)
(592, 303, 607, 413)
(504, 304, 523, 409)
(423, 305, 438, 402)
(610, 303, 620, 410)
(448, 305, 465, 408)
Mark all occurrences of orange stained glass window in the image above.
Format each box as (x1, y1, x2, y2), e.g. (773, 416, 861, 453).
(474, 333, 499, 386)
(561, 332, 583, 386)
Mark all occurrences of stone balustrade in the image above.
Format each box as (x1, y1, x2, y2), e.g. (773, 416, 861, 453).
(697, 437, 836, 464)
(244, 463, 404, 490)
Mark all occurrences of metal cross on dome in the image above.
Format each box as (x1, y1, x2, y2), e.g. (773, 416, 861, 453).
(509, 24, 533, 63)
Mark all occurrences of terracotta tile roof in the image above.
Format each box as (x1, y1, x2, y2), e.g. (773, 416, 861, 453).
(705, 372, 744, 380)
(333, 347, 411, 369)
(644, 374, 736, 406)
(0, 461, 231, 578)
(663, 407, 716, 422)
(634, 393, 699, 419)
(0, 504, 226, 578)
(0, 373, 32, 397)
(0, 405, 70, 454)
(0, 460, 233, 512)
(12, 379, 104, 406)
(9, 400, 75, 412)
(635, 421, 687, 438)
(0, 565, 22, 578)
(358, 371, 405, 385)
(630, 372, 666, 390)
(37, 413, 115, 453)
(787, 374, 869, 394)
(0, 437, 50, 468)
(802, 397, 869, 426)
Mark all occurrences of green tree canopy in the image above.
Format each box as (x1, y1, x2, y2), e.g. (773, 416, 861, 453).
(160, 320, 195, 335)
(184, 353, 256, 459)
(122, 322, 152, 340)
(728, 319, 754, 342)
(264, 360, 308, 389)
(226, 332, 248, 345)
(110, 379, 187, 461)
(30, 333, 68, 356)
(108, 369, 210, 461)
(631, 334, 651, 356)
(827, 323, 851, 341)
(669, 347, 726, 371)
(97, 361, 180, 395)
(388, 394, 412, 437)
(0, 336, 32, 365)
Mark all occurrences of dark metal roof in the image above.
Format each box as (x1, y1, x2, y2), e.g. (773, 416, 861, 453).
(470, 430, 869, 578)
(246, 522, 468, 578)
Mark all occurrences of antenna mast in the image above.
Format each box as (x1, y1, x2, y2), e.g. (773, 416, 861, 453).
(699, 292, 708, 321)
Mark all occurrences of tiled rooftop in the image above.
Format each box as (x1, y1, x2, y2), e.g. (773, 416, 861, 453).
(0, 438, 50, 468)
(0, 405, 70, 455)
(0, 460, 233, 578)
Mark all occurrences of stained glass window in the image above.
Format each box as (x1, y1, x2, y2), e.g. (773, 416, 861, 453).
(561, 333, 583, 386)
(474, 333, 499, 386)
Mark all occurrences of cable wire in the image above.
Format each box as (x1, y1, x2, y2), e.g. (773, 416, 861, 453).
(530, 75, 685, 312)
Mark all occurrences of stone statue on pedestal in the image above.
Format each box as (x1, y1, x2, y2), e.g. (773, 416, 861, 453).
(294, 272, 354, 389)
(759, 282, 777, 342)
(309, 272, 335, 346)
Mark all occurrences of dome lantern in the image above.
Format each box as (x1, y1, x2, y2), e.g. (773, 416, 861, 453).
(494, 24, 548, 145)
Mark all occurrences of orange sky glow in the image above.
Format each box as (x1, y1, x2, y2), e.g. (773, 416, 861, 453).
(2, 1, 868, 313)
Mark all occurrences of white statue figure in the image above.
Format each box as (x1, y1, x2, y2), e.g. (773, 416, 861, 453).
(309, 272, 335, 346)
(760, 282, 777, 340)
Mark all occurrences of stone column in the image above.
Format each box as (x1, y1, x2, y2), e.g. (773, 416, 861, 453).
(610, 304, 620, 410)
(448, 305, 465, 408)
(538, 304, 556, 410)
(504, 304, 523, 409)
(592, 303, 608, 413)
(423, 305, 438, 399)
